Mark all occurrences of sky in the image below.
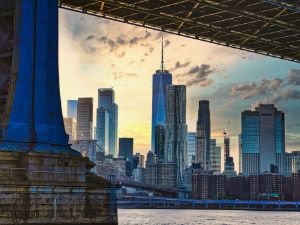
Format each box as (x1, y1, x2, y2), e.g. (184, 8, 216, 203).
(58, 9, 300, 170)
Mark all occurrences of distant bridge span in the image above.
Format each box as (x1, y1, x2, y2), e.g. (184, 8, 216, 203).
(117, 179, 189, 197)
(60, 0, 300, 63)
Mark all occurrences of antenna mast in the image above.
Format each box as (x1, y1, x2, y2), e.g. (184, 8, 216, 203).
(161, 34, 164, 71)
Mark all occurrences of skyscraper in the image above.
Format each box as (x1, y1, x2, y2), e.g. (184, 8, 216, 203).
(76, 98, 93, 140)
(119, 138, 134, 160)
(165, 85, 187, 187)
(67, 100, 78, 120)
(210, 139, 221, 173)
(96, 88, 118, 157)
(155, 124, 166, 162)
(63, 118, 77, 141)
(96, 108, 109, 154)
(196, 100, 211, 172)
(241, 104, 286, 175)
(223, 137, 237, 176)
(151, 36, 172, 151)
(224, 137, 230, 168)
(187, 132, 196, 167)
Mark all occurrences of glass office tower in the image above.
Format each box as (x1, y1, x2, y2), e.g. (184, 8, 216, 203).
(151, 36, 172, 152)
(151, 70, 172, 152)
(67, 100, 78, 120)
(96, 88, 118, 157)
(187, 132, 196, 167)
(241, 104, 285, 175)
(196, 100, 211, 172)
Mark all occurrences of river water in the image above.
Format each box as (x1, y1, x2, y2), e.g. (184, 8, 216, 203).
(118, 209, 300, 225)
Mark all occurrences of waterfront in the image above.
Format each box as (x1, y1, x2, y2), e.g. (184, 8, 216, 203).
(118, 209, 300, 225)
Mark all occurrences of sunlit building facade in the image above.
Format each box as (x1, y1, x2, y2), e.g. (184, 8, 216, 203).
(63, 118, 77, 141)
(76, 98, 93, 141)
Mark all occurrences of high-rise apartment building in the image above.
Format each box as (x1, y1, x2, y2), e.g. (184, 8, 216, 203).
(151, 37, 172, 151)
(196, 100, 211, 172)
(119, 138, 134, 160)
(96, 88, 118, 157)
(241, 104, 286, 175)
(210, 139, 221, 173)
(76, 98, 93, 140)
(67, 100, 78, 120)
(187, 132, 196, 167)
(165, 85, 187, 187)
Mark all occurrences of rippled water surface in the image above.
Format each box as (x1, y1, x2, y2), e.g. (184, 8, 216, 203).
(118, 209, 300, 225)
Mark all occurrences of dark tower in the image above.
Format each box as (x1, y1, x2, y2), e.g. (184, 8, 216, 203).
(196, 100, 211, 172)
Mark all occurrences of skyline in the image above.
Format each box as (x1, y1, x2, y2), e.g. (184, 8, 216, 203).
(59, 9, 300, 167)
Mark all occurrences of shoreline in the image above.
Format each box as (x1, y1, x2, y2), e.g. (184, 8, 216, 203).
(118, 206, 300, 212)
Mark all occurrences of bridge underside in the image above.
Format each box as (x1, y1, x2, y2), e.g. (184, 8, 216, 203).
(60, 0, 300, 63)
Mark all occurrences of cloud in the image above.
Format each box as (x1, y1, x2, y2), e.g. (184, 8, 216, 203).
(287, 69, 300, 86)
(82, 31, 152, 54)
(231, 78, 284, 100)
(112, 72, 138, 79)
(117, 51, 126, 58)
(155, 32, 170, 40)
(251, 89, 300, 108)
(171, 61, 191, 71)
(164, 39, 170, 48)
(149, 47, 154, 53)
(98, 36, 117, 51)
(177, 64, 216, 87)
(129, 32, 151, 46)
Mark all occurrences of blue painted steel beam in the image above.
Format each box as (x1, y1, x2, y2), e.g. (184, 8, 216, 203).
(0, 0, 79, 156)
(263, 0, 300, 12)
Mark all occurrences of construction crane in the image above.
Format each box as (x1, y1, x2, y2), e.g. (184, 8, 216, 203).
(223, 120, 230, 137)
(223, 120, 231, 161)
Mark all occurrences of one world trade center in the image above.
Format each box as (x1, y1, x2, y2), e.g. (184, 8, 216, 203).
(151, 36, 172, 153)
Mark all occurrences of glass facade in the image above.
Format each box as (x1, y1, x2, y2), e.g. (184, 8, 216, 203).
(187, 132, 196, 166)
(67, 100, 78, 120)
(275, 112, 285, 154)
(241, 105, 285, 175)
(96, 88, 118, 157)
(119, 138, 133, 160)
(151, 70, 172, 151)
(96, 108, 109, 154)
(241, 111, 260, 154)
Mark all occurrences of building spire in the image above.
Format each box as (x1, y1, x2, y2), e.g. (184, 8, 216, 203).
(161, 33, 164, 71)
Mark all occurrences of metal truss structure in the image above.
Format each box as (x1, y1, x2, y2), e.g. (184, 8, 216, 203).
(59, 0, 300, 63)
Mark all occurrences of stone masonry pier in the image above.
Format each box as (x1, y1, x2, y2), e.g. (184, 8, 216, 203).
(0, 151, 118, 224)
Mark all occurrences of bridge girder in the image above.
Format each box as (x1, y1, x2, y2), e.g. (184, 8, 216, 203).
(59, 0, 300, 62)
